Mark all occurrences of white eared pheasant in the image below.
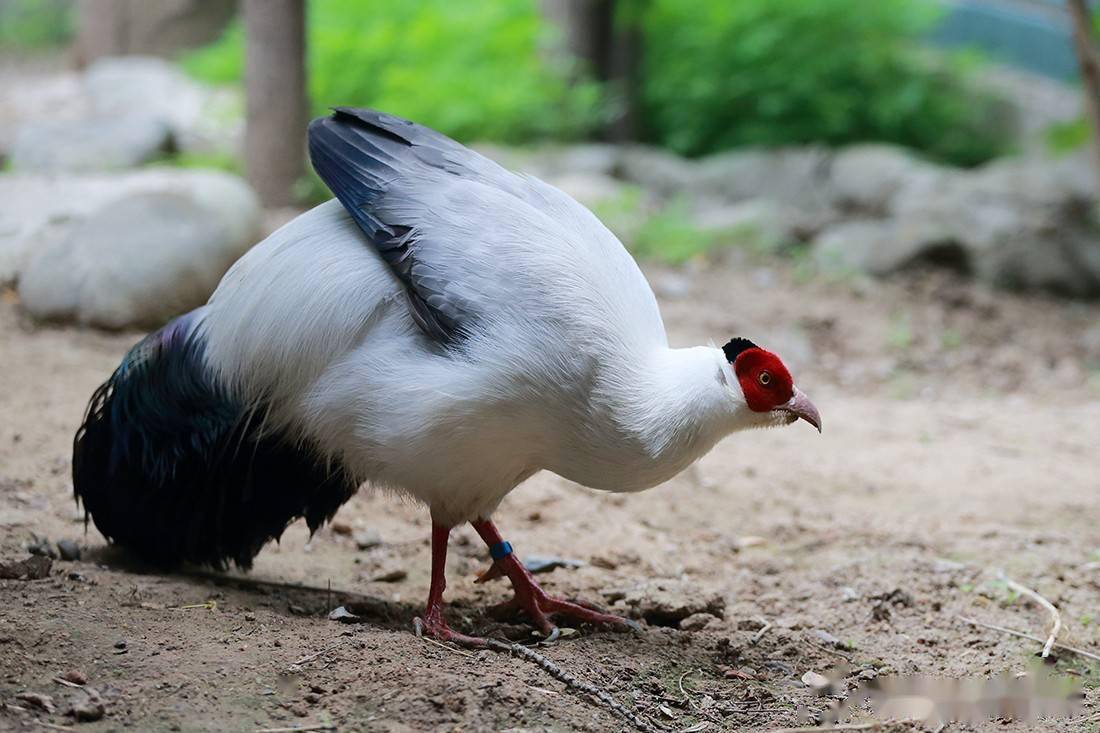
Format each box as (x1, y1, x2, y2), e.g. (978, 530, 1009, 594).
(73, 108, 821, 646)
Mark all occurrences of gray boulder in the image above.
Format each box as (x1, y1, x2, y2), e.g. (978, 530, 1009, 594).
(693, 147, 833, 213)
(813, 156, 1100, 296)
(615, 145, 700, 198)
(0, 56, 242, 165)
(694, 198, 804, 253)
(10, 115, 172, 172)
(828, 144, 948, 216)
(14, 170, 260, 328)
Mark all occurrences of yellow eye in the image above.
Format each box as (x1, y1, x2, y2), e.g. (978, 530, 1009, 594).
(758, 371, 771, 386)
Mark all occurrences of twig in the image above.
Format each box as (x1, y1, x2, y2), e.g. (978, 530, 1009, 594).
(170, 601, 217, 611)
(677, 669, 698, 710)
(34, 723, 76, 732)
(290, 641, 344, 667)
(956, 616, 1100, 663)
(51, 677, 83, 689)
(253, 725, 335, 733)
(999, 574, 1062, 658)
(483, 638, 667, 733)
(751, 618, 773, 645)
(767, 723, 879, 733)
(418, 633, 475, 658)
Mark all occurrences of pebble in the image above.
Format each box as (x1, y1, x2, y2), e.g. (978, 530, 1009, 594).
(57, 539, 82, 561)
(371, 569, 407, 583)
(330, 520, 352, 536)
(114, 640, 127, 650)
(26, 535, 57, 559)
(679, 612, 718, 631)
(801, 670, 830, 691)
(60, 669, 88, 685)
(353, 529, 382, 550)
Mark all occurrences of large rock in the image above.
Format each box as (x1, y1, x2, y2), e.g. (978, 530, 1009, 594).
(11, 170, 260, 328)
(615, 145, 701, 198)
(693, 147, 834, 213)
(828, 144, 948, 216)
(1, 56, 242, 165)
(693, 198, 805, 252)
(813, 156, 1100, 296)
(10, 115, 172, 172)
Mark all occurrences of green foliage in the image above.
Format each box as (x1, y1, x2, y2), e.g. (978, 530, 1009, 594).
(1045, 118, 1091, 155)
(0, 0, 73, 49)
(184, 0, 602, 144)
(167, 151, 243, 175)
(639, 0, 1007, 166)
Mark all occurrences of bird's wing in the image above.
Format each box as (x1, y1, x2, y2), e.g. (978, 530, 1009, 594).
(308, 107, 548, 345)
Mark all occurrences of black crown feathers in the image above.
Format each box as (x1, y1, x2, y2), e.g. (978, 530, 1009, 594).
(722, 337, 758, 363)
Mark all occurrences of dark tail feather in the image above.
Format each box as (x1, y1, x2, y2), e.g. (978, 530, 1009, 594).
(72, 310, 357, 569)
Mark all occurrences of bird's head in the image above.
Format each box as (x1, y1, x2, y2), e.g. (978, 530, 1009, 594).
(722, 337, 821, 432)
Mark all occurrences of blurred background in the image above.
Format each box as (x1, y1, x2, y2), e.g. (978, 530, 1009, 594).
(2, 0, 1100, 323)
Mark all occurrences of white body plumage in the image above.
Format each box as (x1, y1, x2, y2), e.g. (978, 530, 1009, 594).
(200, 194, 765, 526)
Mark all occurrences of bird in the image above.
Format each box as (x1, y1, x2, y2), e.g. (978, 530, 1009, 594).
(73, 107, 821, 646)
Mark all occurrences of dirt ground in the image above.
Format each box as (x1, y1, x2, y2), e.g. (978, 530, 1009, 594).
(1, 253, 1098, 733)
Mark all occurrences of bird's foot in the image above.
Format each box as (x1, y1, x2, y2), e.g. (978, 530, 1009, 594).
(413, 598, 490, 649)
(489, 569, 642, 639)
(413, 610, 490, 649)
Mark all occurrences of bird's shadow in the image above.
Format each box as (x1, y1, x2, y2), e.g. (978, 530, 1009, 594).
(82, 544, 550, 640)
(83, 544, 414, 630)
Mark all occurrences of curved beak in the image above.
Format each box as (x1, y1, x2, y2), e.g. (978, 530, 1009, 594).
(779, 387, 821, 433)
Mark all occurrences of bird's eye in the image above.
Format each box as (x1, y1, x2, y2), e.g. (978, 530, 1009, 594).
(758, 371, 771, 386)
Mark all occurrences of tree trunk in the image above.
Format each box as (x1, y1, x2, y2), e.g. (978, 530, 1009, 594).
(74, 0, 128, 66)
(1068, 0, 1100, 196)
(540, 0, 642, 142)
(244, 0, 308, 207)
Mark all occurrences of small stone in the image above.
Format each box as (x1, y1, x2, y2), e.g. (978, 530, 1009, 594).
(27, 535, 57, 559)
(589, 555, 618, 570)
(679, 613, 718, 631)
(371, 569, 407, 583)
(68, 690, 106, 722)
(16, 691, 55, 713)
(801, 670, 830, 691)
(57, 539, 82, 561)
(114, 640, 127, 650)
(736, 618, 767, 632)
(60, 670, 88, 686)
(522, 555, 584, 574)
(244, 612, 257, 622)
(329, 520, 352, 536)
(932, 558, 967, 573)
(328, 606, 361, 623)
(732, 535, 767, 550)
(353, 529, 382, 550)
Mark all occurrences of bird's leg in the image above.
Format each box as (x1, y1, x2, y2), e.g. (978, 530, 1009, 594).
(470, 518, 640, 638)
(413, 523, 488, 648)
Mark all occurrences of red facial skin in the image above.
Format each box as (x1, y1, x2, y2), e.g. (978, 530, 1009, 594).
(732, 348, 794, 412)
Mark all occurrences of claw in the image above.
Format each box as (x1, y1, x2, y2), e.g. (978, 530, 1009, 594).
(475, 562, 506, 584)
(538, 626, 561, 644)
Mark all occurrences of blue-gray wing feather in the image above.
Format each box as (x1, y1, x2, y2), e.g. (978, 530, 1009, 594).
(308, 107, 521, 344)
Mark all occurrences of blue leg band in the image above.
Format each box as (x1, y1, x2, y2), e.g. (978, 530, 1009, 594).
(489, 541, 513, 560)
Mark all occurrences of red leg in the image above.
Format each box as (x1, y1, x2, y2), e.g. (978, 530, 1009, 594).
(413, 523, 488, 648)
(470, 518, 640, 638)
